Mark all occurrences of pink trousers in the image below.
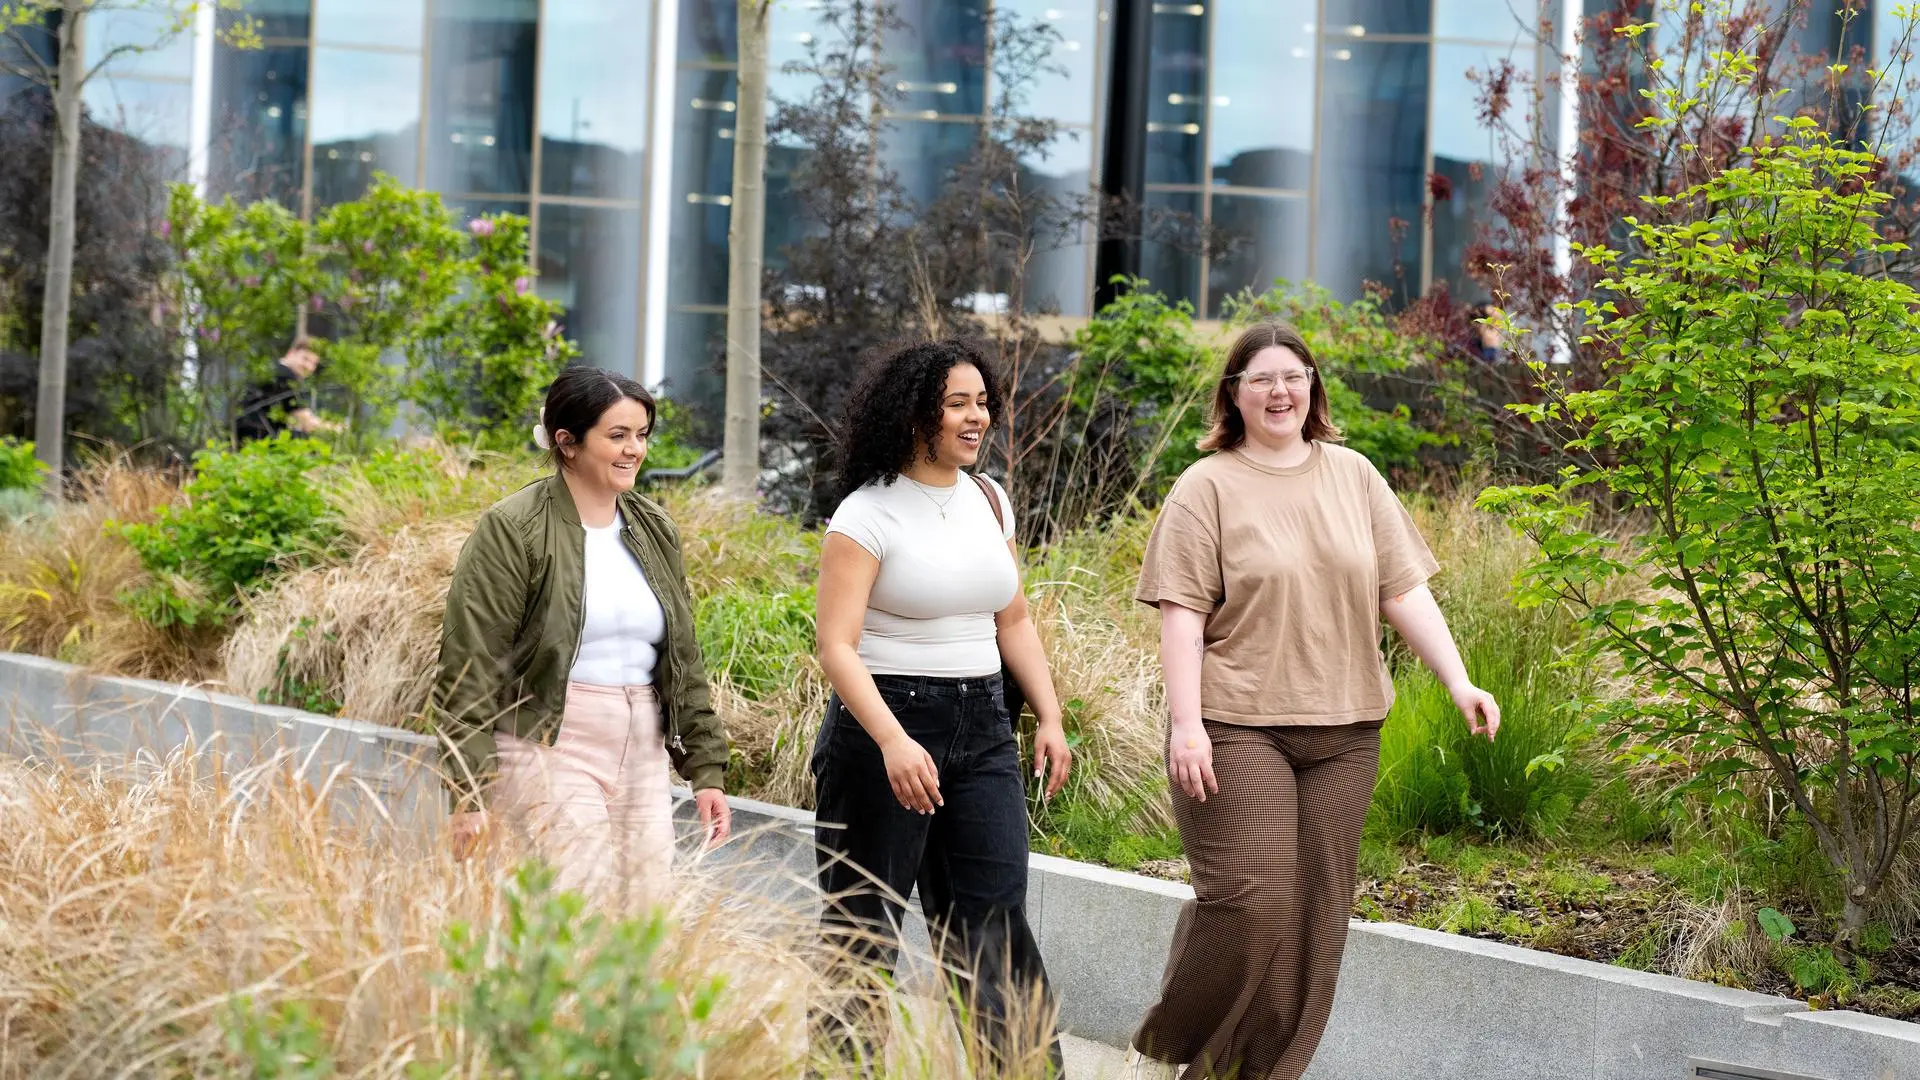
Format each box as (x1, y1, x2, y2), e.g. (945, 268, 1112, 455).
(493, 681, 676, 908)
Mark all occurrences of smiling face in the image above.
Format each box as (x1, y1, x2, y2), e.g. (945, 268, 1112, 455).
(558, 397, 652, 497)
(927, 361, 991, 468)
(1233, 345, 1315, 450)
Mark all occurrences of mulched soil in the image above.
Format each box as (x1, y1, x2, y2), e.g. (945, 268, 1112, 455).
(1132, 849, 1920, 1022)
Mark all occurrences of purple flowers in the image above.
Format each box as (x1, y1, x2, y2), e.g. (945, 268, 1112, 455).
(311, 295, 325, 312)
(242, 275, 261, 288)
(514, 276, 531, 295)
(361, 239, 375, 254)
(468, 218, 496, 238)
(158, 220, 172, 239)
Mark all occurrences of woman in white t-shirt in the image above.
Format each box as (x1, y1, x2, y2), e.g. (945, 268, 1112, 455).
(811, 339, 1073, 1072)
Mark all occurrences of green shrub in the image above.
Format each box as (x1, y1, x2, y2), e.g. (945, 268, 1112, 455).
(0, 436, 43, 491)
(117, 435, 338, 627)
(440, 862, 721, 1078)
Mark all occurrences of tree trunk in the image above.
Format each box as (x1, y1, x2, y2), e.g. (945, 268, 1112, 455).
(34, 3, 86, 498)
(722, 0, 771, 497)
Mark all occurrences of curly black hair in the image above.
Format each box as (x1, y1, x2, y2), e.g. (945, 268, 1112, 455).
(835, 338, 1006, 503)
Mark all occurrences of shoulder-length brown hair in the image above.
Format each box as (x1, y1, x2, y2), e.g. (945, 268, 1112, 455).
(1197, 320, 1342, 452)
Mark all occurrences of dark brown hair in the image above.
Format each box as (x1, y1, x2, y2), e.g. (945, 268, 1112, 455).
(541, 365, 657, 471)
(1198, 320, 1341, 452)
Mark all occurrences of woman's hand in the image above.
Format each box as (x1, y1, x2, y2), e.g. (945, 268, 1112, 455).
(1032, 718, 1073, 800)
(1168, 719, 1219, 802)
(694, 788, 732, 847)
(880, 732, 943, 814)
(449, 810, 489, 860)
(1451, 682, 1501, 741)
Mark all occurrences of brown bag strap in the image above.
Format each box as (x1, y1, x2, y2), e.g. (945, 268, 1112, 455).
(969, 472, 1005, 535)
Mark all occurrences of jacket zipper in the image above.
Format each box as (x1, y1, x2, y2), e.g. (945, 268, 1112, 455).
(625, 519, 685, 755)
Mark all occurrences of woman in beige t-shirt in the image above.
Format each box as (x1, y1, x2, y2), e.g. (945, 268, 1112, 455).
(1125, 320, 1500, 1080)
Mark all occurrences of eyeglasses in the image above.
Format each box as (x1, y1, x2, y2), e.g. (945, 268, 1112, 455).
(1234, 370, 1314, 394)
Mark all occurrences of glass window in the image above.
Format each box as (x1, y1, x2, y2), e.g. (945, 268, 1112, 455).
(1313, 40, 1428, 301)
(890, 0, 988, 116)
(536, 204, 643, 377)
(313, 0, 424, 49)
(991, 0, 1098, 126)
(445, 196, 530, 228)
(86, 75, 192, 153)
(1325, 0, 1429, 38)
(1430, 42, 1535, 301)
(668, 68, 737, 308)
(227, 0, 313, 41)
(1434, 0, 1536, 43)
(1139, 188, 1201, 309)
(1010, 129, 1094, 315)
(767, 0, 836, 105)
(539, 0, 651, 200)
(1209, 0, 1314, 191)
(1145, 6, 1205, 185)
(310, 46, 422, 205)
(663, 309, 726, 424)
(427, 0, 537, 196)
(679, 0, 736, 64)
(882, 118, 979, 207)
(210, 43, 309, 207)
(85, 7, 194, 79)
(1206, 192, 1308, 316)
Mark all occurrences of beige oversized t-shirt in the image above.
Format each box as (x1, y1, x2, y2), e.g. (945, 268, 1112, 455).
(1135, 442, 1439, 726)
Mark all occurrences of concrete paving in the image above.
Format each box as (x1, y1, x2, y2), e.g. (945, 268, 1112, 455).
(1062, 1033, 1130, 1078)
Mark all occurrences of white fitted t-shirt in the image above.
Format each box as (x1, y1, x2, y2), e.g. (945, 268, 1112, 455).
(570, 510, 667, 686)
(826, 472, 1018, 678)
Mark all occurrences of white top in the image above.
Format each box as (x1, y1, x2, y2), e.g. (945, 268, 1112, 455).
(570, 510, 667, 686)
(826, 472, 1019, 678)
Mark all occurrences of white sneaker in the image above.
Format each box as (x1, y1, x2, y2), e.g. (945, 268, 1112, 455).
(1123, 1045, 1179, 1079)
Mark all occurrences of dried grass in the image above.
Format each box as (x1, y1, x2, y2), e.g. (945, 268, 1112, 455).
(0, 457, 210, 682)
(0, 747, 1060, 1078)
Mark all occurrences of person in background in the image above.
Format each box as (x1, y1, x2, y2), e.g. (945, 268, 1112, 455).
(1464, 303, 1506, 365)
(235, 336, 342, 442)
(812, 338, 1073, 1073)
(1126, 320, 1501, 1080)
(430, 366, 730, 907)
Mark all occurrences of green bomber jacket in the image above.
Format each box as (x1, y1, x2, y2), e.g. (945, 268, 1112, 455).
(430, 471, 729, 810)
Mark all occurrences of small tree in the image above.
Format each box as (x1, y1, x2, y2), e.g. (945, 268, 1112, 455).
(0, 1, 256, 493)
(722, 0, 771, 496)
(1479, 125, 1920, 940)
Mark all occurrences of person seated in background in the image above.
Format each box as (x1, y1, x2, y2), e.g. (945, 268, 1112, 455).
(235, 336, 341, 443)
(1464, 304, 1507, 365)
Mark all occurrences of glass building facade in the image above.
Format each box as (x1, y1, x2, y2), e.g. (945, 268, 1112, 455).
(64, 1, 1919, 412)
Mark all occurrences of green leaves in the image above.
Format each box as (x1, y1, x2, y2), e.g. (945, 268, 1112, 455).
(1757, 906, 1797, 944)
(1482, 127, 1920, 931)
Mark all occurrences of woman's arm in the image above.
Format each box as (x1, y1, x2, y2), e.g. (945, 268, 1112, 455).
(995, 547, 1072, 799)
(431, 510, 525, 813)
(1381, 584, 1501, 739)
(1160, 602, 1218, 800)
(817, 533, 943, 813)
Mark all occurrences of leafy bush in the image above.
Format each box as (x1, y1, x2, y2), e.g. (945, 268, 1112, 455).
(0, 436, 44, 491)
(118, 436, 338, 627)
(1481, 127, 1920, 939)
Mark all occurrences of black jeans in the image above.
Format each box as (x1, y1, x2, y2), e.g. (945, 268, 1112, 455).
(810, 673, 1063, 1073)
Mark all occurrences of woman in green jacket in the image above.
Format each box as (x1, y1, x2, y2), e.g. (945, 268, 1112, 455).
(431, 366, 730, 904)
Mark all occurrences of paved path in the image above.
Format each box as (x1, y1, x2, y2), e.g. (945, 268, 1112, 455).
(1062, 1033, 1129, 1078)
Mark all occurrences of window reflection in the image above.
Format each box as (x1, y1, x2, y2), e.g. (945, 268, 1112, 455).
(226, 0, 312, 41)
(85, 7, 194, 79)
(537, 204, 643, 377)
(427, 0, 536, 196)
(211, 43, 309, 207)
(678, 0, 736, 64)
(669, 68, 736, 308)
(1314, 40, 1428, 301)
(1433, 0, 1534, 42)
(86, 76, 192, 169)
(883, 118, 979, 207)
(1324, 0, 1430, 38)
(1145, 6, 1205, 185)
(990, 0, 1097, 126)
(1139, 189, 1201, 308)
(539, 0, 650, 200)
(1430, 42, 1533, 300)
(664, 309, 726, 423)
(1207, 192, 1308, 316)
(891, 0, 987, 115)
(1008, 131, 1094, 315)
(310, 46, 421, 206)
(313, 0, 424, 49)
(1209, 0, 1314, 191)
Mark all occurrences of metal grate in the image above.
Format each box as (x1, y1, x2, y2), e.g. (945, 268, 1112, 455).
(1689, 1061, 1831, 1080)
